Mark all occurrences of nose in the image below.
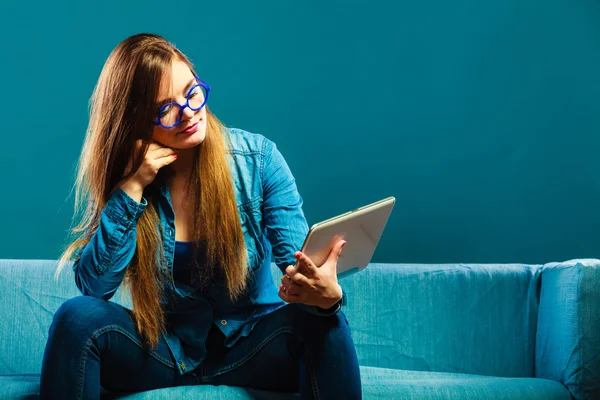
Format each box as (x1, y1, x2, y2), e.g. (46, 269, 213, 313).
(181, 104, 195, 121)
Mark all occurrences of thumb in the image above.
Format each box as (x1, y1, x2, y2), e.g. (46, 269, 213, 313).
(327, 240, 346, 264)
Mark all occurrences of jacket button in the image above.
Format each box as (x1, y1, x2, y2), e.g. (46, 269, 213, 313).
(221, 319, 227, 326)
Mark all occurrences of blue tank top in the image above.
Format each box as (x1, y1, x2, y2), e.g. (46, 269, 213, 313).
(172, 240, 203, 294)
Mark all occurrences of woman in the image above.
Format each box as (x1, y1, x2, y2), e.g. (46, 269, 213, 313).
(40, 33, 361, 399)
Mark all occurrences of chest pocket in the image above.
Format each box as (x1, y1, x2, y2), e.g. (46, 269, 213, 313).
(237, 198, 265, 271)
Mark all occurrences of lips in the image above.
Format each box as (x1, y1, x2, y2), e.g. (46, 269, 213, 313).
(179, 120, 201, 134)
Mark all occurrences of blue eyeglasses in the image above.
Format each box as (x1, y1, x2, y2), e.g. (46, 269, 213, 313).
(154, 77, 211, 129)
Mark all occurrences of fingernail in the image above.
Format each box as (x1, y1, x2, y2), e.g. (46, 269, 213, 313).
(279, 285, 284, 290)
(173, 154, 178, 158)
(341, 241, 347, 248)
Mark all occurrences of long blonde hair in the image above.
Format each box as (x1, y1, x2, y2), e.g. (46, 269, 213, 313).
(57, 33, 248, 348)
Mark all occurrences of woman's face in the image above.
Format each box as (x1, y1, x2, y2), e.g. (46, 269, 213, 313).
(152, 60, 208, 149)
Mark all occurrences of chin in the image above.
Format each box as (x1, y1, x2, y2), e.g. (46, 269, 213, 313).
(174, 127, 206, 149)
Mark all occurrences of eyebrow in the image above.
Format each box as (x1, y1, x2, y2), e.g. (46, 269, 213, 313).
(155, 78, 197, 107)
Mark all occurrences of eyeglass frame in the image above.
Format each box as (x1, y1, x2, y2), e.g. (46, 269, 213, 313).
(154, 76, 211, 129)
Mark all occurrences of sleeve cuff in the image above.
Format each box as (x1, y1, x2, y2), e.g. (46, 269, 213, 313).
(104, 188, 147, 222)
(315, 302, 341, 316)
(314, 291, 347, 316)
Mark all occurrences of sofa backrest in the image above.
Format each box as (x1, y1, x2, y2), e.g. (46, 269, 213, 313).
(0, 259, 541, 378)
(0, 260, 136, 376)
(339, 262, 541, 377)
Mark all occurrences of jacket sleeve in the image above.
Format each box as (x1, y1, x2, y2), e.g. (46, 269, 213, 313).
(261, 138, 345, 316)
(73, 188, 147, 301)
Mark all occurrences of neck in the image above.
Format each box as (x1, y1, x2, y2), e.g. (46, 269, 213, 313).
(168, 146, 197, 181)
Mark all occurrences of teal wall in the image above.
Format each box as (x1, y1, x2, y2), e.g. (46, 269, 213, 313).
(1, 1, 598, 263)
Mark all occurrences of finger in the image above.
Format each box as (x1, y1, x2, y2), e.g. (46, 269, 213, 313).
(278, 285, 300, 303)
(147, 142, 168, 152)
(154, 153, 179, 169)
(284, 266, 311, 286)
(279, 282, 299, 295)
(326, 240, 347, 264)
(294, 252, 318, 277)
(281, 275, 304, 294)
(151, 147, 177, 160)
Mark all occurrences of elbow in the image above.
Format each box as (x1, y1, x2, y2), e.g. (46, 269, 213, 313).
(74, 267, 117, 301)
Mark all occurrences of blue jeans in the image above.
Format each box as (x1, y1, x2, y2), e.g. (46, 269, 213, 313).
(40, 296, 361, 399)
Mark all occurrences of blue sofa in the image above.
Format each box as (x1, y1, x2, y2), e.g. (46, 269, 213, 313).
(1, 259, 598, 399)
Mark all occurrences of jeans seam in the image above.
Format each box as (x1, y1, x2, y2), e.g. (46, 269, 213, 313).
(77, 341, 86, 400)
(207, 326, 296, 380)
(77, 324, 176, 398)
(305, 342, 321, 400)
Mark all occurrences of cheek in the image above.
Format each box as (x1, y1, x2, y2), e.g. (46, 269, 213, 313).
(152, 126, 171, 143)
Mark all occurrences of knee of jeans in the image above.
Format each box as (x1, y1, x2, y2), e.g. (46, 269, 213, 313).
(51, 296, 117, 337)
(294, 308, 350, 336)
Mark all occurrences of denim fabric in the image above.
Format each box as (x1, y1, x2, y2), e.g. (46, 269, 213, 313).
(536, 259, 600, 400)
(39, 295, 360, 400)
(71, 128, 343, 374)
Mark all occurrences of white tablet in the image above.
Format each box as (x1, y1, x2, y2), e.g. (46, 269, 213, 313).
(298, 196, 395, 278)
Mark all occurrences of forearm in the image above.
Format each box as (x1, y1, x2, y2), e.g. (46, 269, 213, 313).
(74, 188, 147, 300)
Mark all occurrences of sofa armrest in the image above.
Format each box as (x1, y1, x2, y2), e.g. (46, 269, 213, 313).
(536, 259, 600, 400)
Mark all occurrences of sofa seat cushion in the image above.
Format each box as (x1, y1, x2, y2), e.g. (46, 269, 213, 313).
(360, 367, 572, 400)
(0, 374, 39, 399)
(0, 373, 292, 400)
(0, 367, 572, 400)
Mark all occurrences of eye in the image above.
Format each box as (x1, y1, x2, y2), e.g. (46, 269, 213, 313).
(189, 86, 200, 98)
(159, 104, 172, 117)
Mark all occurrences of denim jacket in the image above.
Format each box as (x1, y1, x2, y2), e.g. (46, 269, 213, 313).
(72, 128, 344, 374)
